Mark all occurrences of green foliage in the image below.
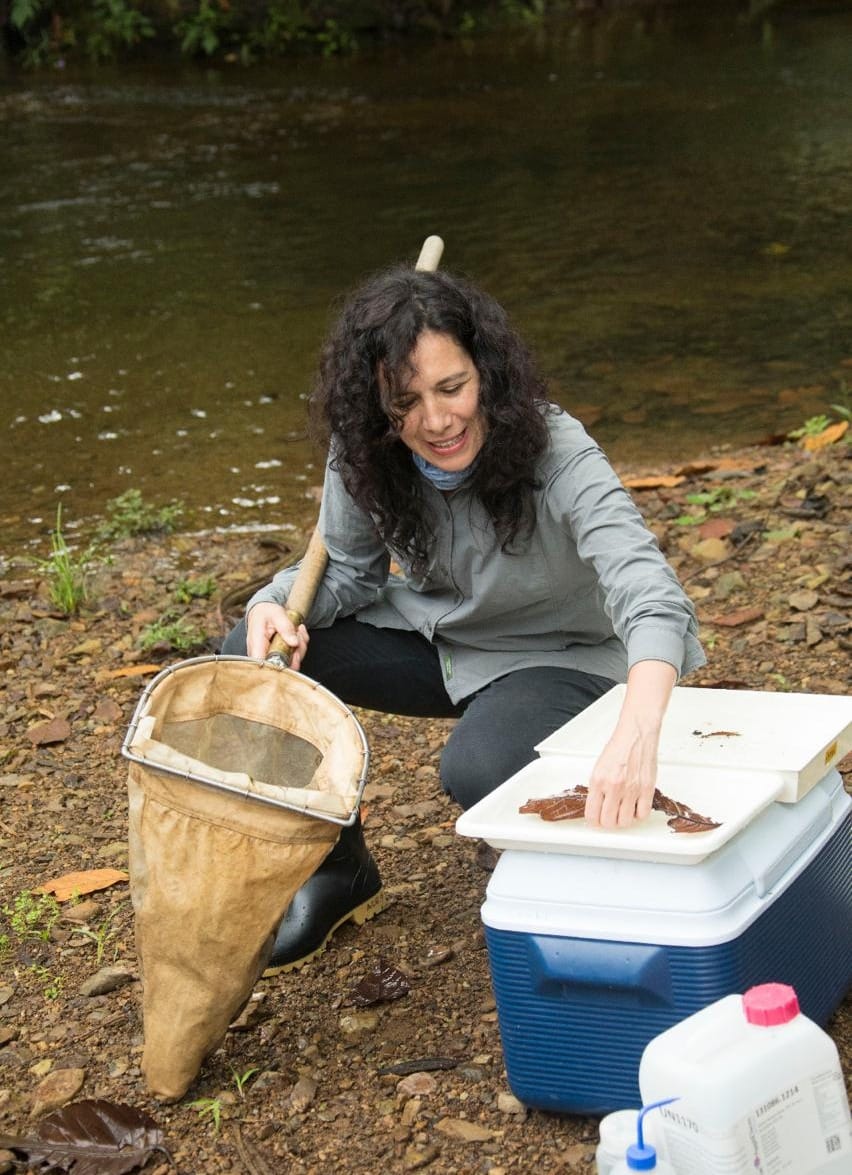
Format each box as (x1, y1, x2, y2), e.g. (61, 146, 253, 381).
(674, 485, 756, 526)
(787, 413, 833, 440)
(98, 489, 183, 540)
(86, 0, 154, 62)
(29, 963, 65, 1000)
(231, 1065, 258, 1097)
(4, 1, 560, 66)
(139, 610, 207, 653)
(174, 576, 216, 604)
(175, 0, 230, 57)
(189, 1096, 223, 1133)
(315, 17, 355, 57)
(2, 890, 61, 943)
(34, 504, 98, 615)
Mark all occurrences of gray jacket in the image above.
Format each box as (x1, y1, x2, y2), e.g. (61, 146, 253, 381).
(248, 409, 705, 703)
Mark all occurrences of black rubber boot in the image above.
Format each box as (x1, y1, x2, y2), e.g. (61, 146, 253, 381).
(264, 816, 385, 975)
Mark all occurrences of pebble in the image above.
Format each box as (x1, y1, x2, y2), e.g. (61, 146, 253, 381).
(79, 966, 135, 996)
(435, 1116, 495, 1142)
(397, 1072, 437, 1098)
(496, 1091, 527, 1116)
(29, 1067, 85, 1117)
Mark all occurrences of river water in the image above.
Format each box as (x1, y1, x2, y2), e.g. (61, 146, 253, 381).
(2, 4, 851, 552)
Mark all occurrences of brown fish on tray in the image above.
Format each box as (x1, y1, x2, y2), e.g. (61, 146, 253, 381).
(519, 784, 720, 834)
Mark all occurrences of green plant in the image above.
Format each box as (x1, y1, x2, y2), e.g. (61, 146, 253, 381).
(35, 504, 103, 615)
(139, 611, 207, 654)
(674, 486, 756, 526)
(72, 909, 121, 965)
(84, 0, 154, 62)
(29, 963, 64, 1000)
(2, 890, 61, 943)
(175, 0, 231, 57)
(787, 414, 832, 440)
(231, 1065, 259, 1098)
(174, 576, 216, 604)
(98, 489, 183, 540)
(315, 17, 355, 56)
(189, 1096, 223, 1133)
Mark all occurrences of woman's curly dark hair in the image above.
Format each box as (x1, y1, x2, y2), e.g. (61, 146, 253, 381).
(309, 265, 553, 573)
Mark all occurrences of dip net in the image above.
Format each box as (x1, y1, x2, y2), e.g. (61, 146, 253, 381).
(122, 655, 368, 1100)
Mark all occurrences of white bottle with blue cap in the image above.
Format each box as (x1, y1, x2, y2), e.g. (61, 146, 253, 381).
(610, 1099, 679, 1175)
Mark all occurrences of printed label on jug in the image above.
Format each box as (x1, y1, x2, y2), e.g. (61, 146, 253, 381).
(659, 1070, 852, 1174)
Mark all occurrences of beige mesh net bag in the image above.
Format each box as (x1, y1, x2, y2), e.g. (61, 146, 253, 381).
(122, 654, 368, 1101)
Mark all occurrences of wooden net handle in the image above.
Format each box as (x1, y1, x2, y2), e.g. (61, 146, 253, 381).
(267, 235, 445, 664)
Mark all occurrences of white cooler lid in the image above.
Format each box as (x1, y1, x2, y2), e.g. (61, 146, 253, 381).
(535, 685, 852, 803)
(455, 757, 783, 865)
(478, 770, 847, 946)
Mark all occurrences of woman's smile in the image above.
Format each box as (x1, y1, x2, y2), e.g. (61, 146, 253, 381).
(397, 331, 486, 471)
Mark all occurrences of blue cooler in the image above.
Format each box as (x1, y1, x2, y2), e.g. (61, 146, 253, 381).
(479, 770, 851, 1114)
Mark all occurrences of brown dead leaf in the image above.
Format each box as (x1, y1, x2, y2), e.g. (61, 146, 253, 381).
(96, 665, 162, 681)
(801, 420, 849, 451)
(698, 517, 736, 540)
(710, 607, 765, 628)
(26, 717, 71, 746)
(35, 869, 129, 903)
(622, 475, 686, 489)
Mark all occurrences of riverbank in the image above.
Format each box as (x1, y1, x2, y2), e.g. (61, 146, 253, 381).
(0, 435, 849, 1173)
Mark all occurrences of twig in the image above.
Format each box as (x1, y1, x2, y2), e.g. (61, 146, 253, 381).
(232, 1124, 275, 1175)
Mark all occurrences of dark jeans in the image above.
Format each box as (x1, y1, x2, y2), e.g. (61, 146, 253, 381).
(222, 617, 615, 811)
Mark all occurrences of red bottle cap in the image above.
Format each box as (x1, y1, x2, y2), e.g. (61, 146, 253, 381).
(743, 983, 800, 1026)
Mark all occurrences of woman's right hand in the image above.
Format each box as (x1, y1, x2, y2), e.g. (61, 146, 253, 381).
(245, 602, 310, 671)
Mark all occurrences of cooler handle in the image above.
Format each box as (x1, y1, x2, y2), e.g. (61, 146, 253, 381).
(527, 935, 674, 1007)
(752, 803, 831, 898)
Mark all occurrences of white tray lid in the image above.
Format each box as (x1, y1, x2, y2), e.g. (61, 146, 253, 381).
(455, 757, 784, 865)
(477, 771, 847, 944)
(535, 685, 852, 802)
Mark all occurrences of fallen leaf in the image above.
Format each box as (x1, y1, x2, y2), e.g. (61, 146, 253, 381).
(698, 517, 736, 540)
(96, 665, 162, 681)
(622, 475, 686, 489)
(0, 1098, 171, 1174)
(801, 420, 848, 451)
(349, 959, 410, 1006)
(709, 607, 764, 627)
(26, 717, 71, 746)
(35, 869, 129, 903)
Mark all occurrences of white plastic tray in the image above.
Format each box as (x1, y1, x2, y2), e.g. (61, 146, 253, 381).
(455, 758, 785, 865)
(535, 686, 852, 802)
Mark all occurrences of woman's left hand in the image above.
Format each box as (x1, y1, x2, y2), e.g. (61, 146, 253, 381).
(582, 660, 677, 829)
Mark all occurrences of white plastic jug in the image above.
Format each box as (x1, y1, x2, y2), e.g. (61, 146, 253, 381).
(639, 982, 852, 1175)
(596, 1106, 667, 1175)
(606, 1100, 679, 1174)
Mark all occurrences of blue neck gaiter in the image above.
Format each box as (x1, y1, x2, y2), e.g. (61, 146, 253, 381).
(412, 451, 475, 491)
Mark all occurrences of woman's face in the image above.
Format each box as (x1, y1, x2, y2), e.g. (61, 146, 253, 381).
(394, 331, 486, 471)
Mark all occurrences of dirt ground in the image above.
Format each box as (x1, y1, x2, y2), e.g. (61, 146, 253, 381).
(0, 436, 850, 1174)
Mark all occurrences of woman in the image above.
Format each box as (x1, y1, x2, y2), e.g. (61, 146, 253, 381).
(223, 264, 704, 972)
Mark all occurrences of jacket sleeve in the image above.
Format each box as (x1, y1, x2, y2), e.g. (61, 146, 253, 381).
(547, 441, 705, 678)
(246, 456, 391, 627)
